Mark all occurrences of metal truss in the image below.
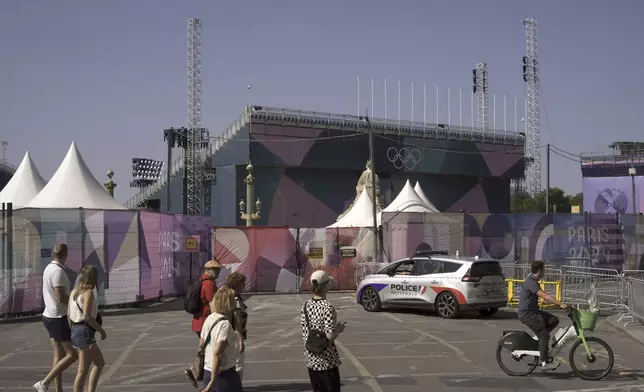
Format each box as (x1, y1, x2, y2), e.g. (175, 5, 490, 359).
(524, 18, 542, 196)
(187, 18, 203, 216)
(474, 63, 489, 132)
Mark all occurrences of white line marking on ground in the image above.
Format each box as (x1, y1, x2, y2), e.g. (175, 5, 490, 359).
(0, 353, 14, 364)
(335, 340, 384, 392)
(99, 325, 153, 385)
(383, 313, 405, 323)
(414, 329, 487, 372)
(112, 365, 176, 383)
(0, 372, 500, 390)
(554, 384, 644, 392)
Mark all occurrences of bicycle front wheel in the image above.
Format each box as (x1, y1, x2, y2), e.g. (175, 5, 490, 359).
(569, 336, 614, 381)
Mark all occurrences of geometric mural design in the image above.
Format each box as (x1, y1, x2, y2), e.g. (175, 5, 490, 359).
(5, 210, 643, 315)
(209, 121, 525, 228)
(212, 213, 644, 294)
(0, 208, 210, 316)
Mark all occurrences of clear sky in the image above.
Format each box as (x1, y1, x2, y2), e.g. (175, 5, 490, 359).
(2, 0, 643, 200)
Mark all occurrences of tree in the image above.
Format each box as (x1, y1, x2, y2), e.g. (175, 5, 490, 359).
(510, 188, 577, 213)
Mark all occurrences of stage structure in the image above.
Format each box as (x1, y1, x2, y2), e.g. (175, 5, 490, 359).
(124, 105, 526, 227)
(582, 141, 644, 214)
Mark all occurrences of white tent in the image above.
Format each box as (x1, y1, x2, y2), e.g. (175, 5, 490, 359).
(0, 151, 46, 208)
(414, 181, 440, 213)
(383, 179, 436, 213)
(327, 188, 380, 228)
(26, 142, 127, 210)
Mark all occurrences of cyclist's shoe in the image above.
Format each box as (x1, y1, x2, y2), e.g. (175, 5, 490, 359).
(541, 361, 561, 371)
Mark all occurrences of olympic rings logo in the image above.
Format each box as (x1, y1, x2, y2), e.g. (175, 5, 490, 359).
(386, 147, 422, 170)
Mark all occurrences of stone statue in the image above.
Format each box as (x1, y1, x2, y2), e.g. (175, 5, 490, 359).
(337, 160, 382, 220)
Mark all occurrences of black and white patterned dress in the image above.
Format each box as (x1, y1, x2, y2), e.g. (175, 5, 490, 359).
(300, 299, 341, 371)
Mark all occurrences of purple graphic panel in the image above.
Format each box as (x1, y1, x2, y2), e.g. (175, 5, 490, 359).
(583, 176, 644, 214)
(138, 211, 163, 300)
(174, 215, 211, 294)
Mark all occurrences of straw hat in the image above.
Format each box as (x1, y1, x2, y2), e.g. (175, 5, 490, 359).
(204, 259, 222, 269)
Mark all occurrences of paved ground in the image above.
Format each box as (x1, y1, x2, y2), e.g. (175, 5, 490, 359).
(2, 294, 644, 392)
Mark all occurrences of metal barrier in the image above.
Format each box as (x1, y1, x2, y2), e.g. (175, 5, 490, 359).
(506, 278, 562, 309)
(618, 277, 644, 326)
(560, 266, 624, 312)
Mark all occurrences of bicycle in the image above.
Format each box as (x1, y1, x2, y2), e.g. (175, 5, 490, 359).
(496, 306, 614, 381)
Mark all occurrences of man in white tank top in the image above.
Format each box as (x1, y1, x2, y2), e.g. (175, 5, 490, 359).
(33, 244, 79, 392)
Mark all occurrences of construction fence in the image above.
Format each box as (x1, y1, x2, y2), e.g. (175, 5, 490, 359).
(0, 207, 211, 317)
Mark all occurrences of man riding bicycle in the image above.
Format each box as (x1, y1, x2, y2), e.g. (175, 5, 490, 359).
(518, 261, 568, 371)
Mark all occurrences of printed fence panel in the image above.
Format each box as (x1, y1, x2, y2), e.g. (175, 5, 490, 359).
(382, 212, 463, 262)
(212, 227, 298, 293)
(464, 213, 515, 261)
(102, 210, 139, 306)
(619, 214, 644, 270)
(512, 214, 555, 262)
(174, 215, 211, 295)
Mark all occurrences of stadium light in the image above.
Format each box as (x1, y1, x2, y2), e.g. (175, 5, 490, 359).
(130, 158, 164, 188)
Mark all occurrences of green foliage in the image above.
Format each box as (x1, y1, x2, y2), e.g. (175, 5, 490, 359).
(510, 188, 583, 213)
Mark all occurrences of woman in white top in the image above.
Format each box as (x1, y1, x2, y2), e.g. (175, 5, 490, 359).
(198, 286, 243, 392)
(68, 265, 107, 392)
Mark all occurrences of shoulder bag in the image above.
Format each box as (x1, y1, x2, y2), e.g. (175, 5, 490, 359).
(303, 300, 329, 354)
(189, 317, 225, 381)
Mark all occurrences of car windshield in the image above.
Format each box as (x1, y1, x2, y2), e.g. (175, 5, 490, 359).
(376, 262, 399, 275)
(470, 261, 503, 277)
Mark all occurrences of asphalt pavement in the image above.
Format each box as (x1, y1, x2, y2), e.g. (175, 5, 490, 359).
(1, 294, 644, 392)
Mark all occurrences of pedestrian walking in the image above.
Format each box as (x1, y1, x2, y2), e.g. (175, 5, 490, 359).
(34, 244, 79, 392)
(301, 270, 346, 392)
(68, 265, 107, 392)
(199, 287, 243, 392)
(192, 260, 221, 337)
(225, 272, 247, 380)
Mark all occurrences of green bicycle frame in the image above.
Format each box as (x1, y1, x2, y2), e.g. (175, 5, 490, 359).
(571, 309, 594, 357)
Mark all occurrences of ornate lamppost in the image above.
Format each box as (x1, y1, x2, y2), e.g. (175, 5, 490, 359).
(239, 162, 261, 226)
(104, 168, 117, 197)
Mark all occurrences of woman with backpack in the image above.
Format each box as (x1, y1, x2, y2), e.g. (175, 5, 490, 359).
(192, 260, 221, 337)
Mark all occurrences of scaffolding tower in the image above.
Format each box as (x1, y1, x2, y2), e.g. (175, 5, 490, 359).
(473, 63, 489, 132)
(187, 18, 204, 216)
(523, 18, 541, 196)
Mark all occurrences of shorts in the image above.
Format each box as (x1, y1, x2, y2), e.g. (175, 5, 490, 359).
(71, 324, 96, 349)
(203, 367, 243, 392)
(42, 315, 72, 343)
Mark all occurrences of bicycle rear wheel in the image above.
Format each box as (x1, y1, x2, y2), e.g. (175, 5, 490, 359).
(496, 339, 539, 376)
(569, 336, 614, 381)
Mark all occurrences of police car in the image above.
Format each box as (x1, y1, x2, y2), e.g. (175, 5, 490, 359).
(356, 251, 507, 319)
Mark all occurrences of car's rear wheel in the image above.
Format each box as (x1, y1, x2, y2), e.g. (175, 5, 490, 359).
(435, 291, 460, 319)
(360, 287, 382, 312)
(479, 308, 499, 317)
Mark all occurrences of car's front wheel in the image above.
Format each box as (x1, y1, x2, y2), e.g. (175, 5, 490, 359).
(435, 291, 460, 319)
(360, 287, 382, 312)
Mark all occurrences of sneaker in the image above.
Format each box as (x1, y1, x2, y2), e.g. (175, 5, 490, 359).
(541, 361, 561, 371)
(33, 381, 49, 392)
(184, 369, 198, 389)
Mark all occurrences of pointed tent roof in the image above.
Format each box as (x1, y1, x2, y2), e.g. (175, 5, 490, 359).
(0, 151, 47, 207)
(327, 188, 381, 228)
(26, 142, 127, 210)
(414, 181, 440, 213)
(383, 179, 436, 213)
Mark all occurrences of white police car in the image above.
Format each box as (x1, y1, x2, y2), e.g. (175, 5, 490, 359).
(356, 251, 508, 319)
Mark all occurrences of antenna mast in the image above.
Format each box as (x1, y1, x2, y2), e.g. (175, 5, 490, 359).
(0, 141, 7, 166)
(187, 17, 204, 216)
(523, 18, 541, 196)
(473, 63, 489, 132)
